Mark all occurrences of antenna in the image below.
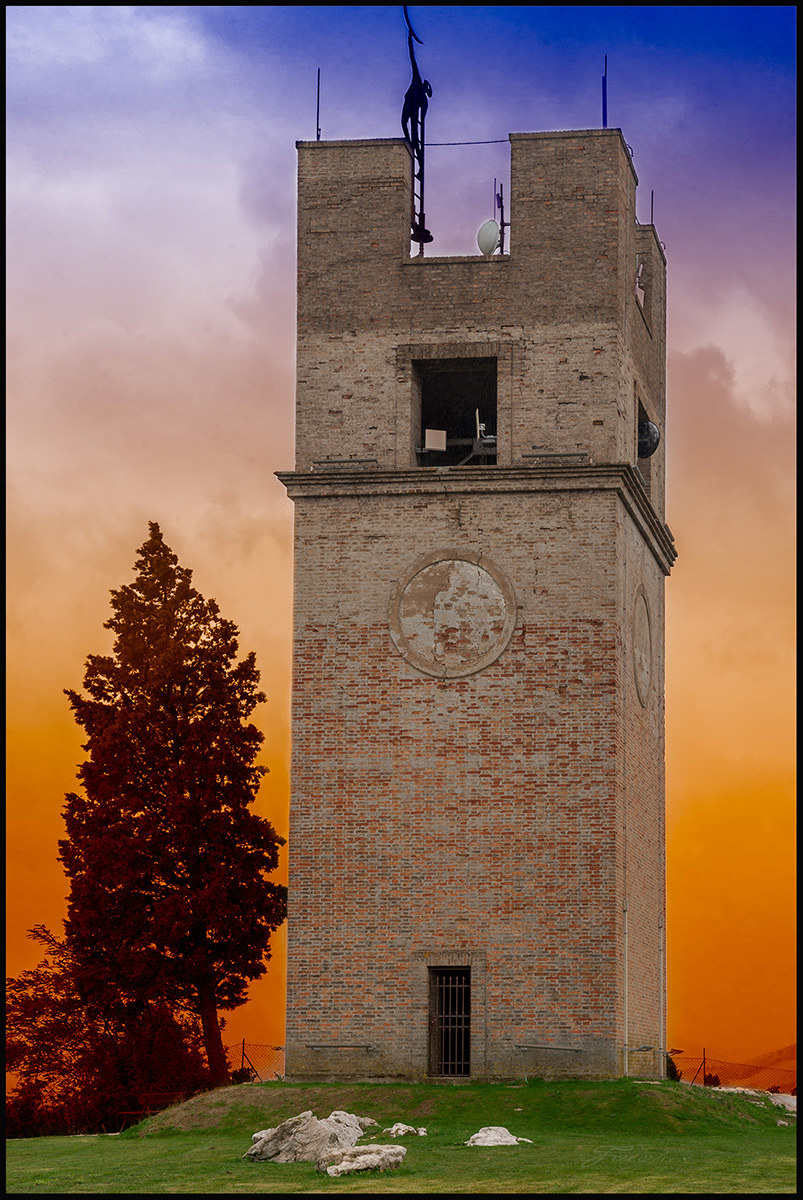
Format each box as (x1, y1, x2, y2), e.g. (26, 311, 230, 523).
(650, 189, 654, 225)
(477, 180, 508, 257)
(495, 180, 509, 254)
(602, 54, 608, 129)
(316, 68, 321, 141)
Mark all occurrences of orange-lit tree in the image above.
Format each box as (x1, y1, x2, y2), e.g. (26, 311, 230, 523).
(59, 523, 286, 1088)
(6, 925, 210, 1135)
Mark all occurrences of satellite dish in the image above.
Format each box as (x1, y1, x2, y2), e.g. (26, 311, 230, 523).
(477, 219, 500, 257)
(638, 420, 660, 458)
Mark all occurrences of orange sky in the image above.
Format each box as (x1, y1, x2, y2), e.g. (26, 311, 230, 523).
(6, 6, 795, 1068)
(663, 347, 796, 1061)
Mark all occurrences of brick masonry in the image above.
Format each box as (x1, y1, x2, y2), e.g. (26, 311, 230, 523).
(279, 129, 676, 1080)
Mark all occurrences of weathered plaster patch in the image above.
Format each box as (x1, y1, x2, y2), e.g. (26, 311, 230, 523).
(389, 550, 517, 678)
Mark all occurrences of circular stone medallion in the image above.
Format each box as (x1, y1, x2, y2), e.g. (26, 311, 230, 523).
(389, 551, 517, 678)
(633, 590, 652, 707)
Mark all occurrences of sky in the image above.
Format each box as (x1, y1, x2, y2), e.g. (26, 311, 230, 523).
(6, 6, 796, 1066)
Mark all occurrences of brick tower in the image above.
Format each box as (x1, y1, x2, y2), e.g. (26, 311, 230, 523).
(278, 129, 676, 1080)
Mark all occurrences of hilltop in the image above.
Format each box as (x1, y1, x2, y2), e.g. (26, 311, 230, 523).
(748, 1044, 796, 1072)
(140, 1076, 791, 1138)
(7, 1078, 795, 1193)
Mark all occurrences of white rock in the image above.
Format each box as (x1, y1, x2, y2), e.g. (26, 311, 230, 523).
(383, 1122, 427, 1137)
(321, 1110, 364, 1136)
(465, 1126, 533, 1146)
(317, 1143, 407, 1177)
(249, 1109, 312, 1146)
(713, 1087, 797, 1115)
(244, 1109, 373, 1163)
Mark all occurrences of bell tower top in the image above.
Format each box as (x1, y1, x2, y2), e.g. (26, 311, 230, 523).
(293, 128, 668, 524)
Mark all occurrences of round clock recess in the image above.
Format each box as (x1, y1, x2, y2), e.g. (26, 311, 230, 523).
(389, 550, 517, 678)
(633, 590, 652, 706)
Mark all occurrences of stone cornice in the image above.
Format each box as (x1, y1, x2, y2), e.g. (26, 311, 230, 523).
(276, 463, 678, 575)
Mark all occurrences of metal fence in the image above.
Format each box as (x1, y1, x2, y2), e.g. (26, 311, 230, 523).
(222, 1042, 794, 1095)
(670, 1051, 796, 1095)
(226, 1041, 285, 1082)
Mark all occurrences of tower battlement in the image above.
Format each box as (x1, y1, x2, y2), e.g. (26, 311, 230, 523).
(294, 130, 666, 522)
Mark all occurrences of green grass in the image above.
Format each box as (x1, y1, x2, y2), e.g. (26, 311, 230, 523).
(6, 1079, 796, 1193)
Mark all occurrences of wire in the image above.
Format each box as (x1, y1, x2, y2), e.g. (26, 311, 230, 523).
(428, 139, 509, 146)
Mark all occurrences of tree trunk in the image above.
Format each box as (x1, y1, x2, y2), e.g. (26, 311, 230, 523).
(198, 992, 230, 1088)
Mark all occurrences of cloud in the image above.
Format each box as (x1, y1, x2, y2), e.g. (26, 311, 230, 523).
(7, 155, 281, 341)
(7, 5, 207, 80)
(670, 285, 795, 421)
(666, 343, 795, 805)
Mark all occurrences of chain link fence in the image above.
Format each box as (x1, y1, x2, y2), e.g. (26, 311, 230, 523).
(223, 1042, 795, 1095)
(669, 1052, 796, 1095)
(226, 1041, 285, 1082)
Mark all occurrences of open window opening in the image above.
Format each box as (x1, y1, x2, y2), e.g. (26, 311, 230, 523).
(635, 253, 646, 308)
(634, 242, 655, 326)
(415, 358, 497, 466)
(428, 966, 471, 1077)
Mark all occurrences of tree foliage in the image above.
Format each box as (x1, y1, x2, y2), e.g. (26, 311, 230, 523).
(6, 926, 210, 1136)
(58, 523, 286, 1086)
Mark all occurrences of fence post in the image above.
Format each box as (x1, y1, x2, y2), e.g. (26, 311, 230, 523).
(241, 1038, 246, 1073)
(703, 1047, 706, 1087)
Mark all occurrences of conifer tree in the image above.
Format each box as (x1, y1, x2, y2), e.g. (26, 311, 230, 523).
(59, 523, 286, 1087)
(6, 926, 210, 1135)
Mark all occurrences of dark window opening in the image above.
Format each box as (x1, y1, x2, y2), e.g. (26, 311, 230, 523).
(428, 966, 471, 1077)
(416, 358, 497, 466)
(634, 245, 654, 325)
(635, 254, 646, 308)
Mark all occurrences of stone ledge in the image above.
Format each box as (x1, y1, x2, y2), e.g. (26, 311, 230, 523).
(276, 462, 677, 574)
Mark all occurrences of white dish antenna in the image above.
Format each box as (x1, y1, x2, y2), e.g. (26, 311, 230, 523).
(477, 219, 500, 257)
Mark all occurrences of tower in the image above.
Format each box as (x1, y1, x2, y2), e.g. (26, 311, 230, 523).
(278, 128, 676, 1080)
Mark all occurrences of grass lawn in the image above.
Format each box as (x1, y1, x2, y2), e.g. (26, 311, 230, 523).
(5, 1078, 796, 1194)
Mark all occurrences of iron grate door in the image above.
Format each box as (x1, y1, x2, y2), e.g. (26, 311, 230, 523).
(429, 966, 471, 1077)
